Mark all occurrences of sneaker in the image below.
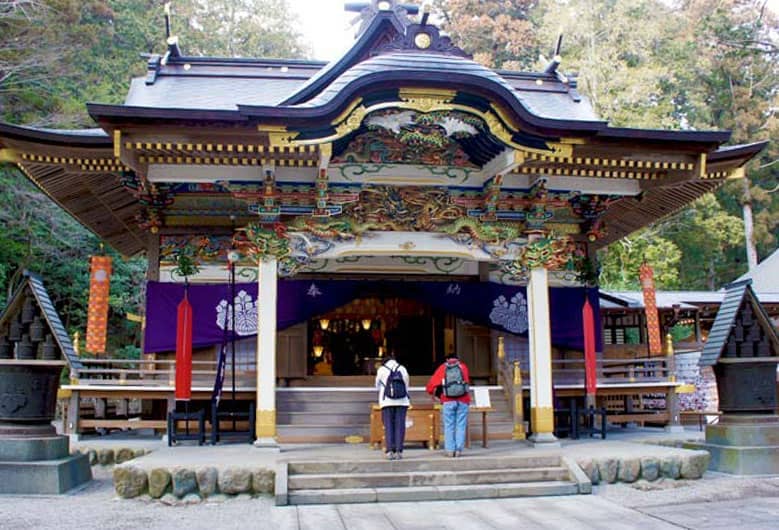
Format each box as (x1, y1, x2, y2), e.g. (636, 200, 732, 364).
(395, 452, 403, 460)
(386, 452, 394, 460)
(454, 450, 462, 458)
(451, 451, 457, 458)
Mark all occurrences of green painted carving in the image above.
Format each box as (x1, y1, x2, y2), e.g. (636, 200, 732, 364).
(501, 233, 578, 279)
(332, 109, 482, 168)
(235, 222, 295, 268)
(336, 163, 389, 180)
(438, 217, 523, 246)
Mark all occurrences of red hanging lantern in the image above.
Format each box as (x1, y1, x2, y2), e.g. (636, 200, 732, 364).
(175, 291, 193, 401)
(583, 296, 597, 400)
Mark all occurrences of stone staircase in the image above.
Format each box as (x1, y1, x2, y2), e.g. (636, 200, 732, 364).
(276, 454, 590, 505)
(276, 381, 514, 443)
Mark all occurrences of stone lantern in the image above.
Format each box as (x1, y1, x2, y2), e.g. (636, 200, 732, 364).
(0, 271, 91, 493)
(695, 279, 779, 474)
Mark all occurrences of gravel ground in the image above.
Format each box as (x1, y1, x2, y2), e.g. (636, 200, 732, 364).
(1, 467, 779, 530)
(595, 473, 779, 508)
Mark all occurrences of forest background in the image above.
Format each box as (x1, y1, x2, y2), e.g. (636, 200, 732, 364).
(0, 0, 776, 354)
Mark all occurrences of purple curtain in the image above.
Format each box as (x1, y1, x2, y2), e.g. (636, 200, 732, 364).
(144, 280, 601, 354)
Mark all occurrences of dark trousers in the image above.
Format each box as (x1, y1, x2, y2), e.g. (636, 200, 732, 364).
(381, 406, 408, 453)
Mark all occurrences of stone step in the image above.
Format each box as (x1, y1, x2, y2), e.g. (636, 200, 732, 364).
(288, 454, 563, 475)
(277, 410, 513, 426)
(286, 480, 578, 505)
(277, 412, 374, 425)
(288, 466, 569, 490)
(277, 398, 511, 413)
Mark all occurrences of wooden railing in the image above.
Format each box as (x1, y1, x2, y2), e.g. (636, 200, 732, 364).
(69, 351, 672, 391)
(496, 337, 526, 440)
(70, 358, 256, 387)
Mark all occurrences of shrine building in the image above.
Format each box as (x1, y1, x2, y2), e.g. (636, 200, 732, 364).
(0, 0, 766, 445)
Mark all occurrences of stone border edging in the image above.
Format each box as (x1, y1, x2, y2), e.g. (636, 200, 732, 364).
(113, 465, 276, 503)
(74, 447, 151, 466)
(576, 451, 710, 485)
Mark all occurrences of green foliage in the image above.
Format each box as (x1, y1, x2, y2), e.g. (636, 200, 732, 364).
(0, 0, 307, 356)
(174, 0, 308, 58)
(0, 167, 146, 352)
(171, 243, 201, 283)
(598, 234, 682, 290)
(435, 0, 540, 70)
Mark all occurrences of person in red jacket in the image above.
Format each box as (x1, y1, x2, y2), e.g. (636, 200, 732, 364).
(426, 352, 471, 457)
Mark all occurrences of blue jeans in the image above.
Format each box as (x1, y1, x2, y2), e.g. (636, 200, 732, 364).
(442, 401, 469, 451)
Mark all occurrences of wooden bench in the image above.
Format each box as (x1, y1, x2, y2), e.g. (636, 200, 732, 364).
(680, 410, 722, 431)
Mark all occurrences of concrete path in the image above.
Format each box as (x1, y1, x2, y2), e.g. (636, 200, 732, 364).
(1, 467, 779, 530)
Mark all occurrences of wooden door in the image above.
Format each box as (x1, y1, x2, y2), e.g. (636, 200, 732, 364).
(277, 322, 307, 379)
(455, 319, 492, 380)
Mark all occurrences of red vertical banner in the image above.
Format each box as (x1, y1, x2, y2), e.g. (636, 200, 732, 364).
(583, 297, 597, 396)
(640, 262, 663, 356)
(175, 293, 193, 401)
(86, 256, 112, 354)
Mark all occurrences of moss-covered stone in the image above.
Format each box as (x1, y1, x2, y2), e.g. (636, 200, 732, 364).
(660, 456, 682, 479)
(148, 468, 171, 499)
(115, 447, 135, 464)
(596, 458, 618, 483)
(113, 466, 147, 498)
(196, 467, 218, 497)
(97, 448, 114, 466)
(680, 451, 709, 479)
(172, 467, 198, 497)
(617, 458, 641, 483)
(218, 467, 251, 494)
(640, 457, 660, 481)
(251, 469, 275, 494)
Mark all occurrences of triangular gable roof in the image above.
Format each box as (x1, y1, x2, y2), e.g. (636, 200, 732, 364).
(699, 279, 779, 367)
(735, 249, 779, 294)
(0, 271, 82, 369)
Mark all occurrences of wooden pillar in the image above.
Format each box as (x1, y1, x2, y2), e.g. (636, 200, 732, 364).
(255, 257, 278, 445)
(665, 332, 683, 432)
(527, 267, 558, 445)
(146, 232, 160, 281)
(67, 390, 80, 437)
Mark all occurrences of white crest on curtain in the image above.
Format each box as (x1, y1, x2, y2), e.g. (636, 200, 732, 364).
(216, 290, 258, 336)
(489, 293, 528, 333)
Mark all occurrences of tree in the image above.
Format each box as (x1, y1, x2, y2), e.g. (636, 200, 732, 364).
(0, 0, 309, 350)
(434, 0, 540, 70)
(599, 234, 682, 290)
(173, 0, 308, 58)
(673, 0, 778, 266)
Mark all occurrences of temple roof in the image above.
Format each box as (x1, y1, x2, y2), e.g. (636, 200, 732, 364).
(0, 0, 768, 257)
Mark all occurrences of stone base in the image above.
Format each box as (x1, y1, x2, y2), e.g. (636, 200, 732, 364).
(0, 433, 92, 494)
(253, 437, 281, 451)
(0, 453, 92, 494)
(0, 435, 69, 461)
(529, 432, 561, 448)
(695, 414, 779, 475)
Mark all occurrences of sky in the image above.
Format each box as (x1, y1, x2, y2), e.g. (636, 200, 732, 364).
(288, 0, 358, 61)
(288, 0, 779, 62)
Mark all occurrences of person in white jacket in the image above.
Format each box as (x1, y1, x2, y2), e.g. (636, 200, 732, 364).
(375, 354, 410, 460)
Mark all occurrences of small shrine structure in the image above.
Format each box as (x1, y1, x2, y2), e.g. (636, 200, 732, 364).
(695, 279, 779, 474)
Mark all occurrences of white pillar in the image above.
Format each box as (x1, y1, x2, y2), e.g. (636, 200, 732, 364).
(527, 267, 558, 445)
(255, 257, 278, 446)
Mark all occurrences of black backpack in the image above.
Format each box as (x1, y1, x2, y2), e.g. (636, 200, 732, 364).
(383, 364, 408, 400)
(443, 361, 468, 398)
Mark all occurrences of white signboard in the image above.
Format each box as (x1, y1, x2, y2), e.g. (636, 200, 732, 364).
(473, 386, 491, 409)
